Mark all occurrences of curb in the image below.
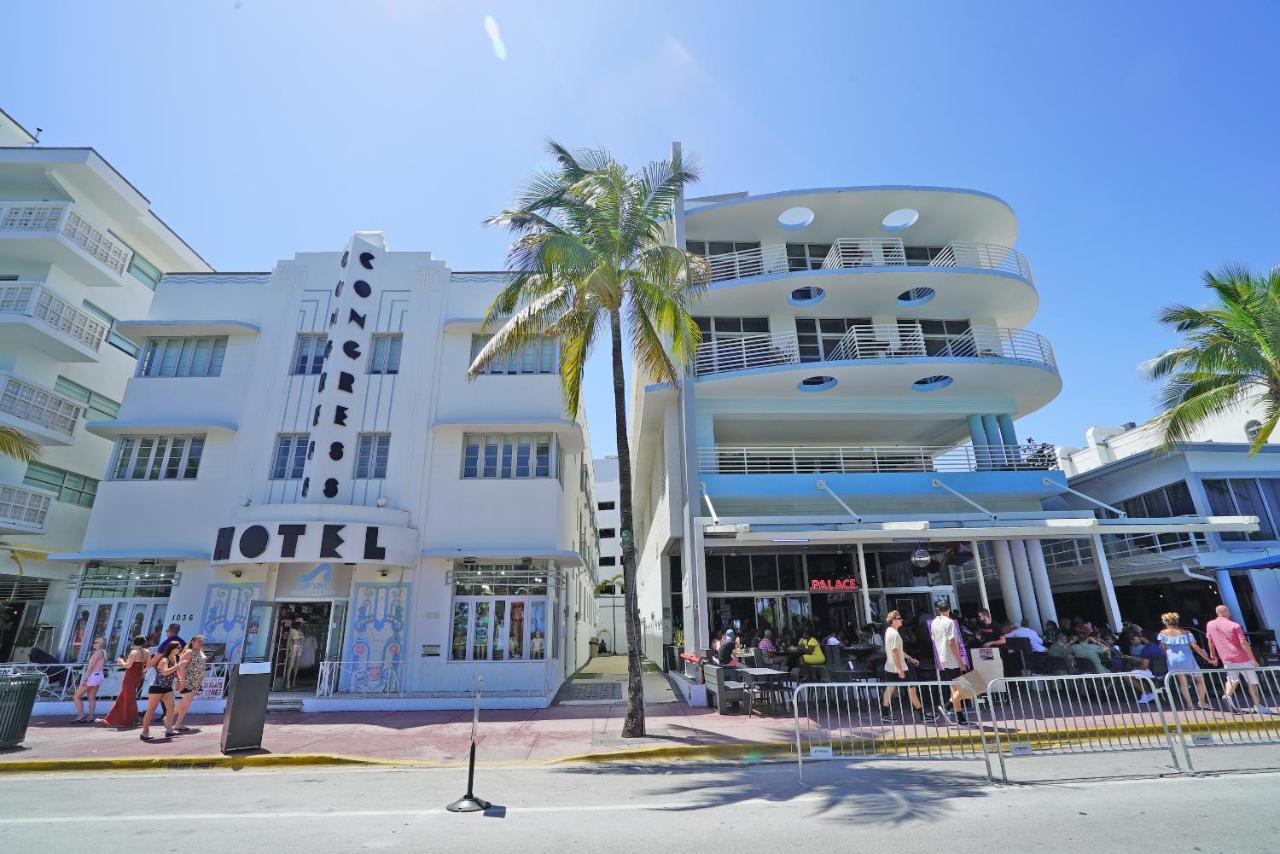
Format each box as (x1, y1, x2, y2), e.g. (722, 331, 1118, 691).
(0, 753, 391, 774)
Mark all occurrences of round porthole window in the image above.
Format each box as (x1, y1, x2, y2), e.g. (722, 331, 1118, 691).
(778, 206, 815, 230)
(881, 208, 919, 232)
(912, 375, 953, 392)
(789, 286, 825, 306)
(798, 375, 837, 392)
(897, 287, 936, 307)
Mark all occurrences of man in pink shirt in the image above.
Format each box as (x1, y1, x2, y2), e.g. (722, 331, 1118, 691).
(1205, 605, 1271, 714)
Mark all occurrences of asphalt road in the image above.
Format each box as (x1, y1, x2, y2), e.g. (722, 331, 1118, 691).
(0, 758, 1277, 852)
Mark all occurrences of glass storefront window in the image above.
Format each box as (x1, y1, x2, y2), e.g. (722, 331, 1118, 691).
(65, 564, 174, 662)
(449, 563, 552, 662)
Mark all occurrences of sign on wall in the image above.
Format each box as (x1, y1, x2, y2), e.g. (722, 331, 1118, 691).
(809, 577, 859, 592)
(211, 521, 416, 566)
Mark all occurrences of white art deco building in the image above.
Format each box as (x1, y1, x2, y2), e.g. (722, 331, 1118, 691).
(627, 184, 1258, 666)
(60, 232, 599, 708)
(0, 108, 210, 662)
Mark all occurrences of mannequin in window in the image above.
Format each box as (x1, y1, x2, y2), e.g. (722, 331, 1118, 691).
(284, 617, 305, 689)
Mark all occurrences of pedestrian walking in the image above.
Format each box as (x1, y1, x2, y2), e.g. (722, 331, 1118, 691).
(172, 635, 208, 733)
(140, 639, 182, 741)
(1158, 612, 1213, 710)
(71, 638, 106, 723)
(929, 601, 970, 725)
(1206, 605, 1272, 714)
(880, 611, 935, 723)
(149, 623, 185, 723)
(101, 636, 149, 728)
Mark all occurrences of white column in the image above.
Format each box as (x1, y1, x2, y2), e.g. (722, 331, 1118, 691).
(970, 540, 990, 613)
(689, 522, 709, 653)
(1010, 538, 1041, 629)
(1025, 539, 1058, 626)
(856, 543, 873, 625)
(1091, 532, 1124, 632)
(992, 539, 1023, 625)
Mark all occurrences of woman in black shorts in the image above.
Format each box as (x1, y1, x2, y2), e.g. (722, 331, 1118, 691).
(140, 639, 182, 741)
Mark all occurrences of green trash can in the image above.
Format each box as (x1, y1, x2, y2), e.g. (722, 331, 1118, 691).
(0, 674, 42, 748)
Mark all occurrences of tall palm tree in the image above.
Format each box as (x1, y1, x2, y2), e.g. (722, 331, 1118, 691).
(1148, 264, 1280, 453)
(469, 141, 706, 738)
(0, 426, 39, 463)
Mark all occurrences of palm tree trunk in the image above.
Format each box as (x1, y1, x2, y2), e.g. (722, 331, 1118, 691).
(611, 309, 645, 738)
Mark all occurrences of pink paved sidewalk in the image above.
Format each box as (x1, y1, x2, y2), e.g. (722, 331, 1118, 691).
(2, 702, 797, 767)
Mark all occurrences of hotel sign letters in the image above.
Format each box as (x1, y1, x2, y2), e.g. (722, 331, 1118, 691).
(211, 522, 416, 566)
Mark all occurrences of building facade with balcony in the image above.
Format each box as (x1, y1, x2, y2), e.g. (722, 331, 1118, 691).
(60, 232, 598, 709)
(628, 185, 1256, 668)
(1041, 402, 1280, 635)
(0, 108, 210, 661)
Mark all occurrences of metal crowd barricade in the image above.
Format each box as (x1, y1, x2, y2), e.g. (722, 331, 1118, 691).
(986, 672, 1181, 782)
(1162, 665, 1280, 769)
(792, 679, 993, 782)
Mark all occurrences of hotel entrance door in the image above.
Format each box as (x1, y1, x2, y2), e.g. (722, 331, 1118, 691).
(242, 601, 343, 692)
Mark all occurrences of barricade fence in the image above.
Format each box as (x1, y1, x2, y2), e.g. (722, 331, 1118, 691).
(0, 662, 231, 703)
(1161, 665, 1280, 769)
(792, 680, 993, 782)
(985, 672, 1182, 782)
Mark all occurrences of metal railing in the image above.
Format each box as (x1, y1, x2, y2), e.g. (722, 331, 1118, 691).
(316, 660, 406, 697)
(0, 374, 82, 438)
(0, 483, 53, 533)
(698, 238, 1033, 285)
(0, 202, 132, 278)
(0, 283, 109, 352)
(698, 443, 1058, 475)
(793, 679, 993, 781)
(1161, 665, 1280, 769)
(0, 661, 231, 702)
(1041, 532, 1209, 575)
(693, 324, 1057, 376)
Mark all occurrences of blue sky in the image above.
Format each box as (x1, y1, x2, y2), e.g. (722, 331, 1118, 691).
(5, 1, 1279, 457)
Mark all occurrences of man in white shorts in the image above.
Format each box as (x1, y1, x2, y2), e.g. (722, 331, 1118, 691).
(1206, 605, 1271, 714)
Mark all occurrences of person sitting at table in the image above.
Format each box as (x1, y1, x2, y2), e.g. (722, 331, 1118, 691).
(800, 629, 825, 677)
(1070, 633, 1110, 674)
(717, 630, 740, 666)
(824, 630, 843, 648)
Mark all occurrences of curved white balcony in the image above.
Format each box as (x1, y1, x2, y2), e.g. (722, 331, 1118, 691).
(0, 373, 82, 445)
(0, 282, 109, 361)
(0, 202, 133, 286)
(700, 238, 1032, 286)
(0, 482, 54, 534)
(698, 444, 1058, 475)
(693, 325, 1057, 377)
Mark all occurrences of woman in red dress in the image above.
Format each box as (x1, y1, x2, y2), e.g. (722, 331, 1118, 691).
(100, 635, 149, 728)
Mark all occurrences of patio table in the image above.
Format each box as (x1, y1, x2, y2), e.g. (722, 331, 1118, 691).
(741, 667, 790, 715)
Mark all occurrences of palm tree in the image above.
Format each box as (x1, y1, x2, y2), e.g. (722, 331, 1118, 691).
(0, 426, 39, 463)
(1148, 264, 1280, 453)
(469, 141, 707, 738)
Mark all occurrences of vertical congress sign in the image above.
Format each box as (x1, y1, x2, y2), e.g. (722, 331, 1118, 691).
(302, 232, 382, 503)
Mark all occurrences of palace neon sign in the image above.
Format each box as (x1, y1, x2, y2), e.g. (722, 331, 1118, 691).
(809, 578, 859, 592)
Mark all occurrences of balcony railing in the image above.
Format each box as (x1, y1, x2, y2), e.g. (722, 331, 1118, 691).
(0, 375, 82, 439)
(0, 483, 52, 533)
(0, 202, 133, 278)
(698, 444, 1058, 475)
(0, 283, 109, 352)
(698, 238, 1032, 285)
(693, 325, 1057, 376)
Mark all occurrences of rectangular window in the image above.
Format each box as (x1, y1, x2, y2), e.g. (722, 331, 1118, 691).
(110, 434, 205, 481)
(270, 433, 309, 480)
(599, 556, 616, 567)
(600, 528, 616, 539)
(785, 242, 833, 271)
(795, 317, 873, 362)
(469, 334, 557, 375)
(53, 376, 120, 421)
(461, 433, 557, 479)
(598, 500, 615, 511)
(81, 301, 140, 358)
(138, 337, 227, 377)
(23, 461, 98, 507)
(369, 334, 402, 375)
(449, 565, 550, 661)
(355, 433, 390, 479)
(291, 334, 327, 375)
(127, 253, 162, 289)
(1204, 478, 1280, 541)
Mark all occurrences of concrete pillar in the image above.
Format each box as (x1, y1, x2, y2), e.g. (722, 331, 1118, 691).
(856, 543, 873, 626)
(969, 415, 989, 470)
(1025, 539, 1059, 626)
(970, 540, 990, 613)
(1010, 538, 1042, 630)
(997, 413, 1018, 446)
(1091, 533, 1124, 632)
(1247, 568, 1280, 633)
(1215, 568, 1247, 632)
(689, 522, 708, 652)
(992, 539, 1023, 625)
(981, 414, 1002, 447)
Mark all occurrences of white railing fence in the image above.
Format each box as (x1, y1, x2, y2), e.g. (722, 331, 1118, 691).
(0, 202, 132, 278)
(0, 661, 231, 702)
(694, 325, 1057, 376)
(0, 374, 82, 438)
(0, 283, 109, 351)
(1162, 665, 1280, 769)
(698, 443, 1058, 475)
(0, 483, 53, 532)
(697, 238, 1033, 285)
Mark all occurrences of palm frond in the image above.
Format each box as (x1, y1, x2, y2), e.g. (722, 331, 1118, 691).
(0, 426, 39, 463)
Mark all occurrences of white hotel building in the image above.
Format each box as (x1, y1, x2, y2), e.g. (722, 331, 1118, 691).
(59, 231, 598, 708)
(0, 109, 210, 662)
(628, 185, 1258, 664)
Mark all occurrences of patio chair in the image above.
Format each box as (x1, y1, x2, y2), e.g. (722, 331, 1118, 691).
(703, 663, 746, 714)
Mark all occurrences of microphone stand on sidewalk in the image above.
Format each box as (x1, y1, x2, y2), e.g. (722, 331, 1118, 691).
(447, 676, 490, 813)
